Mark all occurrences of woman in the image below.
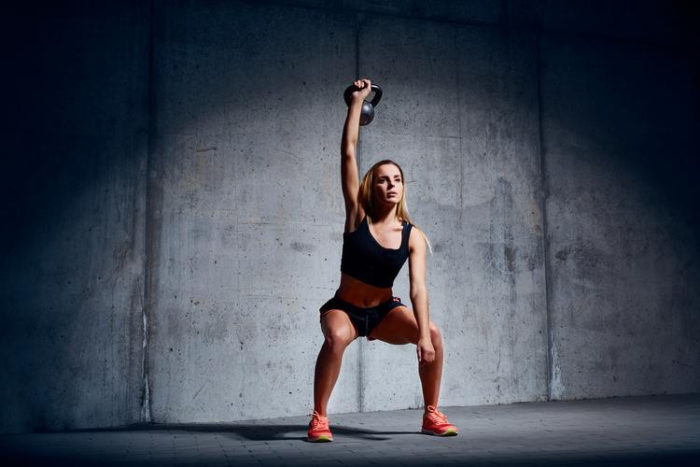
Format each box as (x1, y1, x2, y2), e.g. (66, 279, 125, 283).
(308, 78, 458, 442)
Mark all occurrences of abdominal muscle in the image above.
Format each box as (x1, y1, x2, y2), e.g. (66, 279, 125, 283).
(336, 272, 393, 307)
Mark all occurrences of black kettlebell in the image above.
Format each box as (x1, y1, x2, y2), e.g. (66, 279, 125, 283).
(343, 83, 383, 126)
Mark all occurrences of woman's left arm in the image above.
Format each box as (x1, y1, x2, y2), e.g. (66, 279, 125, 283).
(408, 227, 435, 365)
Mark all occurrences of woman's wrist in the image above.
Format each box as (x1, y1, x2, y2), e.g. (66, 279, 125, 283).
(349, 95, 365, 106)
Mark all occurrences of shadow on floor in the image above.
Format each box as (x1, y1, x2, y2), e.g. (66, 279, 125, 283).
(74, 422, 409, 441)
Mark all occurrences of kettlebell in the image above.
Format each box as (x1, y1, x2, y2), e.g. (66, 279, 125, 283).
(343, 83, 383, 126)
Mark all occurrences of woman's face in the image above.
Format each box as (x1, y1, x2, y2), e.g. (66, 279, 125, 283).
(373, 163, 403, 207)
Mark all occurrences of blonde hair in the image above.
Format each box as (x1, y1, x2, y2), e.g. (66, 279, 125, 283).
(359, 159, 433, 254)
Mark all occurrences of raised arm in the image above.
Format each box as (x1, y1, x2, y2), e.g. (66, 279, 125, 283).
(341, 78, 372, 233)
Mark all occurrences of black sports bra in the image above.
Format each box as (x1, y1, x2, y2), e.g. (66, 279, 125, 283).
(340, 217, 412, 288)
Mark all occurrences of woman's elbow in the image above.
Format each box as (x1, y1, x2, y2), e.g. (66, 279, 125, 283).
(341, 145, 356, 159)
(410, 285, 428, 302)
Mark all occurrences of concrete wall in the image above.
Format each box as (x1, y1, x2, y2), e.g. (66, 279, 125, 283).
(1, 0, 698, 433)
(0, 2, 150, 432)
(146, 1, 357, 423)
(358, 18, 547, 410)
(541, 34, 700, 399)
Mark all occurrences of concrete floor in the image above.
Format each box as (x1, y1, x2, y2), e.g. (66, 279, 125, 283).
(2, 394, 699, 466)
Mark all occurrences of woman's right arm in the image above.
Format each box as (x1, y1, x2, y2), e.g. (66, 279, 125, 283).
(341, 78, 371, 232)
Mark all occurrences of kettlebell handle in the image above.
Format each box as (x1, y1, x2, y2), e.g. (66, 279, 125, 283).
(343, 84, 383, 107)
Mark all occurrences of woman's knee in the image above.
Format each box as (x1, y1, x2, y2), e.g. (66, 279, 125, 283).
(322, 312, 356, 352)
(324, 328, 354, 353)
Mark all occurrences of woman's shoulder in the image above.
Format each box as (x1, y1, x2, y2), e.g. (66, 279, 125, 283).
(401, 218, 417, 229)
(406, 223, 428, 251)
(407, 223, 422, 236)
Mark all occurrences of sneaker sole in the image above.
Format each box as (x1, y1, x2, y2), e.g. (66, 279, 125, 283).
(421, 428, 459, 436)
(308, 434, 333, 442)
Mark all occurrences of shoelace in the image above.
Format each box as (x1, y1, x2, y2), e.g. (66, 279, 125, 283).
(426, 408, 448, 423)
(308, 412, 327, 428)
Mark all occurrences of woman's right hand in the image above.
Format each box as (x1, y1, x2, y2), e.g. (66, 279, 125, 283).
(351, 78, 372, 102)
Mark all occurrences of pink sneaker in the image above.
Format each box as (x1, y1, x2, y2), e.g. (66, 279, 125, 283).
(422, 405, 459, 436)
(308, 410, 333, 442)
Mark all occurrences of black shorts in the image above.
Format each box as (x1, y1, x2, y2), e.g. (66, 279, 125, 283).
(319, 293, 405, 340)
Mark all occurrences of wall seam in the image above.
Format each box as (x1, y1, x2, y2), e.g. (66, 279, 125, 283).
(355, 13, 365, 412)
(455, 23, 463, 225)
(535, 29, 553, 402)
(354, 12, 365, 414)
(256, 0, 496, 30)
(258, 0, 687, 51)
(140, 0, 156, 424)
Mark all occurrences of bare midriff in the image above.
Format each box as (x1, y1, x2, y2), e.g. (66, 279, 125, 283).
(336, 272, 393, 308)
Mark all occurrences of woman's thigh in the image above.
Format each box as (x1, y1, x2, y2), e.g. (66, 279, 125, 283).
(367, 306, 421, 345)
(320, 309, 359, 344)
